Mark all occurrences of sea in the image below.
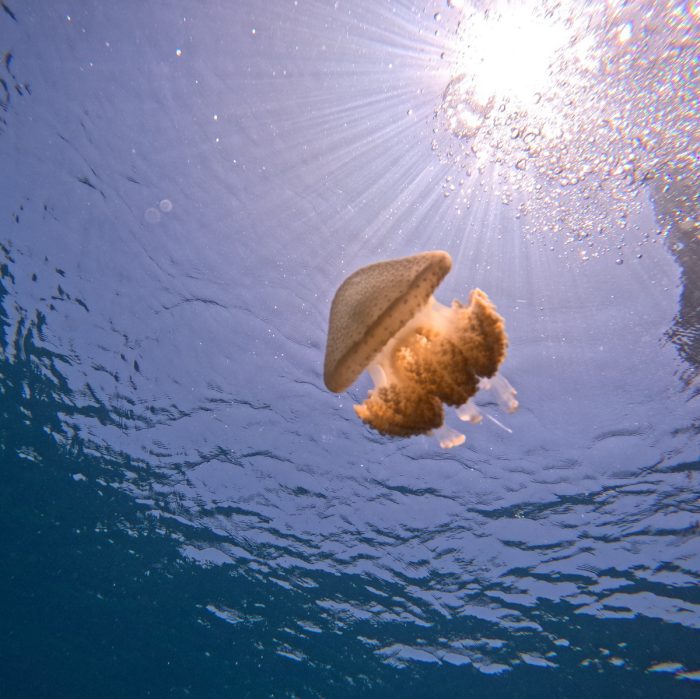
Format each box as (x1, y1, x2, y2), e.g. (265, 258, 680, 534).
(1, 2, 698, 697)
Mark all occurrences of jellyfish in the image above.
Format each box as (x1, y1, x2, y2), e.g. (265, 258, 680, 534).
(323, 250, 518, 448)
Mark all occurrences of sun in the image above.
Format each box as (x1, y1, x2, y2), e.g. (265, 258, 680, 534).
(453, 3, 574, 112)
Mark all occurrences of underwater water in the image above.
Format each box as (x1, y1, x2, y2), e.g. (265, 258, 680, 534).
(1, 1, 698, 697)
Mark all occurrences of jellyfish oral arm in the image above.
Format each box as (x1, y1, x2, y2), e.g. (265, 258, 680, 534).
(356, 291, 517, 448)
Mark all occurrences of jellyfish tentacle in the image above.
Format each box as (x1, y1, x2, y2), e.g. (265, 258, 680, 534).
(431, 424, 466, 449)
(480, 373, 519, 413)
(456, 398, 483, 423)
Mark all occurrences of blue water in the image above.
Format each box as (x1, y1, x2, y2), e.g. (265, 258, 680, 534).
(1, 2, 699, 697)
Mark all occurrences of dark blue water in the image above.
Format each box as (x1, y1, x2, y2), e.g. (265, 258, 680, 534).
(1, 2, 699, 697)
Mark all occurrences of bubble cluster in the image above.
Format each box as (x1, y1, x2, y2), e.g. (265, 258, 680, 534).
(434, 0, 699, 256)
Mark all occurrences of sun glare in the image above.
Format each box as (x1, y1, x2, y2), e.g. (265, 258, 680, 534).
(440, 2, 593, 145)
(455, 4, 571, 111)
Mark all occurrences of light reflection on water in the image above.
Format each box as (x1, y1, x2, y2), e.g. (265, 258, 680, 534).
(0, 0, 698, 692)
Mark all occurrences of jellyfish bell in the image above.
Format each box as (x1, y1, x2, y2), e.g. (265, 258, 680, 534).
(323, 250, 517, 448)
(323, 251, 452, 392)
